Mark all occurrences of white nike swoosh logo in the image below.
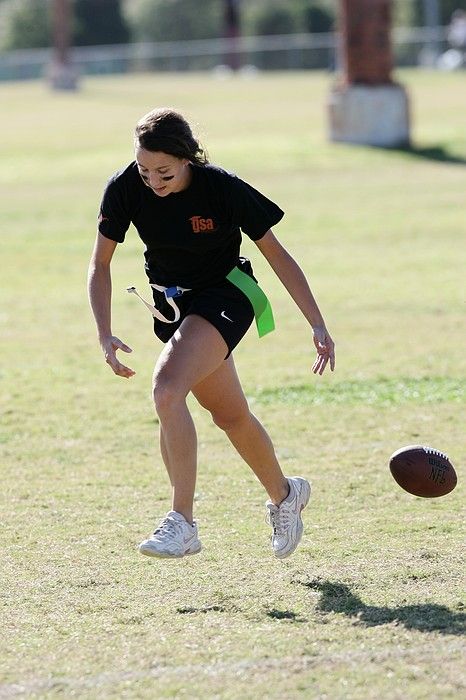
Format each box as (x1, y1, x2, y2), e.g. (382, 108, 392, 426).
(220, 311, 233, 322)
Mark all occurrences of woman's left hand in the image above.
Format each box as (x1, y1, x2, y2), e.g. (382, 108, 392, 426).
(312, 325, 335, 375)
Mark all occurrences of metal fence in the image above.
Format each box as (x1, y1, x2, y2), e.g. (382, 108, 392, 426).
(0, 26, 453, 82)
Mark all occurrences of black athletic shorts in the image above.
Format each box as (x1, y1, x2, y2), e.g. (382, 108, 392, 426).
(150, 260, 256, 358)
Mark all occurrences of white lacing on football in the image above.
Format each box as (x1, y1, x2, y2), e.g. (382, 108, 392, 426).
(423, 446, 449, 460)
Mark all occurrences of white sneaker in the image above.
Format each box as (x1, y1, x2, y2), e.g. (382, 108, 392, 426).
(266, 477, 311, 559)
(138, 511, 202, 559)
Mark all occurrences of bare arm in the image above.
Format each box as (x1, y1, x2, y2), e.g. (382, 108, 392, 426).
(88, 232, 135, 378)
(255, 229, 335, 374)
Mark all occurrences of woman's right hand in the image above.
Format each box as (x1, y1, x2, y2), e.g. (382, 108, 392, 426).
(100, 335, 135, 378)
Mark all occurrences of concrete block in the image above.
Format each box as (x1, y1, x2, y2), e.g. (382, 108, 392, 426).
(328, 83, 410, 147)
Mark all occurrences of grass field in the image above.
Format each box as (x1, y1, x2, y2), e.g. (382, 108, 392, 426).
(1, 70, 465, 699)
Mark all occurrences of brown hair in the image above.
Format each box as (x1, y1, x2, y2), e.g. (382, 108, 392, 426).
(134, 108, 208, 165)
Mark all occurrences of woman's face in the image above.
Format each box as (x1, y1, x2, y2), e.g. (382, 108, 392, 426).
(135, 146, 191, 197)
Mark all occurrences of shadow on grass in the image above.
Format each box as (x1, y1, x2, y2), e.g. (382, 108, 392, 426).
(176, 605, 227, 614)
(393, 144, 466, 166)
(266, 608, 306, 622)
(301, 580, 466, 635)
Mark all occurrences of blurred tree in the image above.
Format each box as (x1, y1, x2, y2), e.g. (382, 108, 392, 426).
(302, 2, 334, 32)
(436, 0, 466, 25)
(74, 0, 129, 45)
(252, 5, 297, 35)
(48, 0, 79, 90)
(2, 0, 51, 49)
(243, 0, 334, 37)
(1, 0, 131, 51)
(127, 0, 222, 42)
(223, 0, 241, 69)
(394, 0, 466, 27)
(4, 0, 465, 53)
(223, 0, 241, 38)
(392, 0, 416, 27)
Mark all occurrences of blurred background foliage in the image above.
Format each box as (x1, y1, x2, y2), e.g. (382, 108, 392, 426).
(0, 0, 129, 49)
(0, 0, 465, 51)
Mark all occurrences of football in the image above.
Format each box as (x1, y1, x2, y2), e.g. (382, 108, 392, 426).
(389, 445, 457, 497)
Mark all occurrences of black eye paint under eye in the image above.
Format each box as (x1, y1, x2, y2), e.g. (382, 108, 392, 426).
(161, 175, 174, 181)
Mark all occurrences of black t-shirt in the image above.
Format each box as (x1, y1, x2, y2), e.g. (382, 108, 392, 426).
(98, 162, 284, 289)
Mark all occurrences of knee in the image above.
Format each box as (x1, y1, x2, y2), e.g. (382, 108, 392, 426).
(152, 377, 184, 417)
(212, 404, 250, 433)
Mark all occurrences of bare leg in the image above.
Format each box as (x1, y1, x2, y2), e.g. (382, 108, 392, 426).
(159, 426, 173, 486)
(192, 355, 289, 505)
(152, 315, 228, 524)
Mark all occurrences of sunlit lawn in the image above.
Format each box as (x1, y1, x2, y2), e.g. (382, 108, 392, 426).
(1, 70, 465, 699)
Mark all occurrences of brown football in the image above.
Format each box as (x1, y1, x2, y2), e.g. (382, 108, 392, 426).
(389, 445, 457, 497)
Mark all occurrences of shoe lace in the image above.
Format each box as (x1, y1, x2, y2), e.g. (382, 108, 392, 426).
(266, 503, 291, 537)
(153, 515, 183, 538)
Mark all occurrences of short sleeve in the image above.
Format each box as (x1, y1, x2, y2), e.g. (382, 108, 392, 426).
(227, 174, 284, 241)
(98, 174, 131, 243)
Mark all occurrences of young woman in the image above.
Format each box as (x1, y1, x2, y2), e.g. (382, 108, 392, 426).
(88, 108, 335, 560)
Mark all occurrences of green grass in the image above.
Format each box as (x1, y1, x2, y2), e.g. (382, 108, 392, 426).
(253, 377, 465, 406)
(1, 70, 465, 699)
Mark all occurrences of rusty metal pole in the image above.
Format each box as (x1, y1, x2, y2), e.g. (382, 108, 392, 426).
(328, 0, 410, 146)
(47, 0, 79, 90)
